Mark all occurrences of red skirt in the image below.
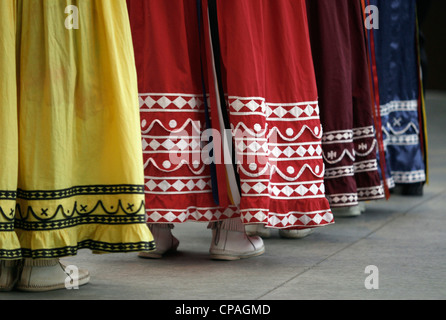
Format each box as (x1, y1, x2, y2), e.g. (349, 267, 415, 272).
(127, 0, 334, 229)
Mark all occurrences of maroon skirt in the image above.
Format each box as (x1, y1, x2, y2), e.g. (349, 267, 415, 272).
(306, 0, 385, 208)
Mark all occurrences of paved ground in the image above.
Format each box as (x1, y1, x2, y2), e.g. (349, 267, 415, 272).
(1, 91, 445, 301)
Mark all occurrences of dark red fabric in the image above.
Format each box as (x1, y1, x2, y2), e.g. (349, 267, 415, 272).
(306, 0, 384, 207)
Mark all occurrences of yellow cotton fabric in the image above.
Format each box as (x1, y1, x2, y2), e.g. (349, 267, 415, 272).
(0, 0, 154, 259)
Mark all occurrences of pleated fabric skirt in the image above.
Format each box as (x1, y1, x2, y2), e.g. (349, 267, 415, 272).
(128, 0, 334, 230)
(0, 0, 155, 260)
(368, 0, 427, 188)
(305, 0, 385, 207)
(127, 0, 240, 225)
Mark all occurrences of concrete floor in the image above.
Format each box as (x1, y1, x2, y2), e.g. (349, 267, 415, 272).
(1, 91, 445, 301)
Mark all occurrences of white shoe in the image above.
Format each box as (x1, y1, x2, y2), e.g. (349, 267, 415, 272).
(16, 259, 89, 292)
(138, 224, 179, 259)
(209, 219, 265, 261)
(279, 228, 314, 239)
(331, 205, 362, 217)
(0, 260, 20, 292)
(245, 224, 271, 238)
(358, 202, 367, 213)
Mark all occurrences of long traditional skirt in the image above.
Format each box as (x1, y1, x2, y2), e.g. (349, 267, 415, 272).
(368, 0, 427, 188)
(305, 0, 385, 207)
(0, 0, 155, 260)
(127, 0, 240, 224)
(128, 0, 334, 229)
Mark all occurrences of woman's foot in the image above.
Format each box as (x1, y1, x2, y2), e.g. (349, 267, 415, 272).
(245, 224, 271, 238)
(138, 224, 179, 259)
(209, 219, 265, 261)
(0, 260, 21, 292)
(16, 258, 89, 292)
(279, 228, 314, 239)
(331, 205, 362, 217)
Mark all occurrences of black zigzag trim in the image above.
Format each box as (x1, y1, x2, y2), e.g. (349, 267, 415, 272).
(15, 199, 146, 222)
(0, 222, 15, 232)
(0, 206, 15, 222)
(0, 190, 17, 200)
(14, 214, 147, 231)
(0, 248, 23, 260)
(1, 184, 145, 222)
(20, 240, 157, 259)
(16, 184, 145, 200)
(0, 240, 156, 260)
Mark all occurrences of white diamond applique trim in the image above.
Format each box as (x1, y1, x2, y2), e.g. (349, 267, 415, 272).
(240, 209, 334, 228)
(380, 100, 418, 116)
(228, 97, 320, 120)
(144, 177, 213, 194)
(266, 143, 323, 160)
(239, 179, 326, 199)
(328, 193, 358, 206)
(147, 207, 239, 223)
(391, 170, 426, 184)
(139, 93, 205, 111)
(357, 185, 385, 200)
(140, 93, 332, 229)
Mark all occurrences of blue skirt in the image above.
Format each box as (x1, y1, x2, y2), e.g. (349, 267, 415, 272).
(369, 0, 427, 188)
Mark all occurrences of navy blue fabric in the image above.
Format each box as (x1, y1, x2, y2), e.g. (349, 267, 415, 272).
(369, 0, 426, 186)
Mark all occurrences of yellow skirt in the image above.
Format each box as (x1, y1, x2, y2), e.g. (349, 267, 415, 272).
(0, 0, 154, 259)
